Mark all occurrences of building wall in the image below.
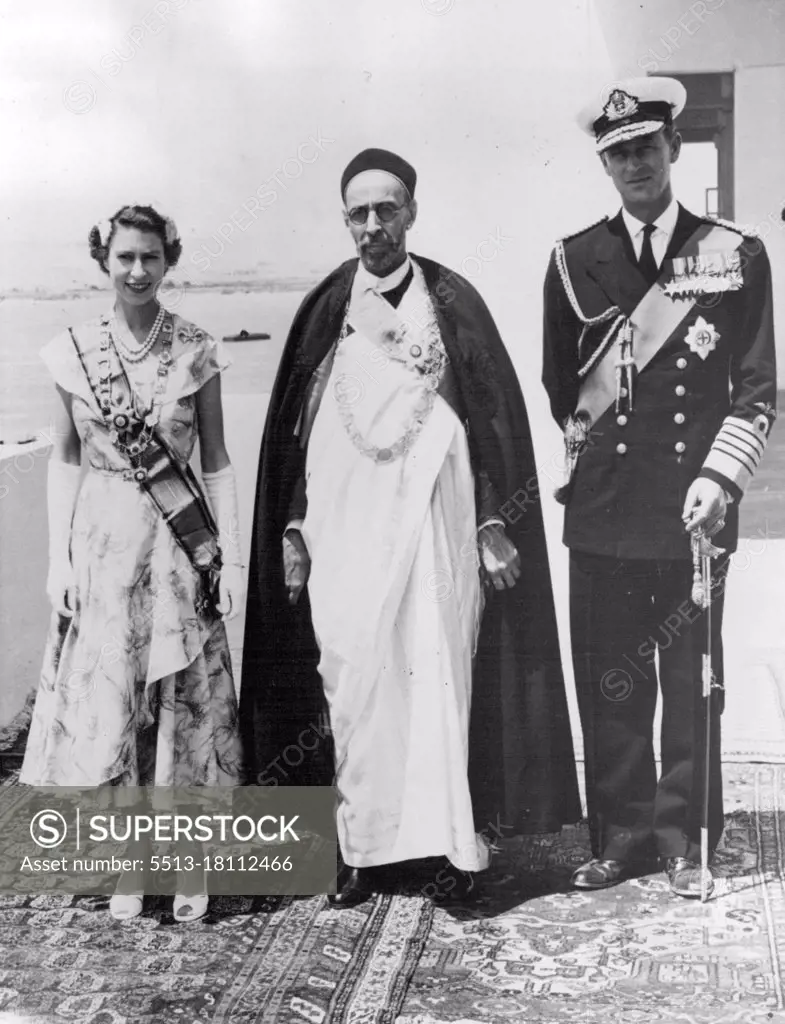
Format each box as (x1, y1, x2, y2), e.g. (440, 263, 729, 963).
(592, 0, 785, 75)
(735, 65, 785, 362)
(591, 0, 785, 382)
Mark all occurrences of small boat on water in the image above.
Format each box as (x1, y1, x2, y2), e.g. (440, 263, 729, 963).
(222, 329, 271, 342)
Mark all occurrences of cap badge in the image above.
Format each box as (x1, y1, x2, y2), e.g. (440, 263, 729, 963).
(604, 89, 639, 122)
(684, 317, 720, 361)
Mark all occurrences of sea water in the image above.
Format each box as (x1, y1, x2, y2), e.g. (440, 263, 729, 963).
(0, 288, 305, 443)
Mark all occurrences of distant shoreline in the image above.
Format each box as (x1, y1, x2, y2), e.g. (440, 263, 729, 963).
(0, 276, 320, 302)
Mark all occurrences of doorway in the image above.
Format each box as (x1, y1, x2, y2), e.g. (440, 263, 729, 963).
(677, 141, 719, 217)
(655, 71, 734, 219)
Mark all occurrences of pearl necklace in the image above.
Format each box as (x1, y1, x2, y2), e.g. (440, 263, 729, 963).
(112, 303, 166, 363)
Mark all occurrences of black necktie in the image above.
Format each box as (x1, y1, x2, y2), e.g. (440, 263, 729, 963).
(638, 223, 658, 284)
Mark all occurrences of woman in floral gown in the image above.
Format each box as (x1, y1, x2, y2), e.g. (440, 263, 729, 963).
(20, 205, 245, 922)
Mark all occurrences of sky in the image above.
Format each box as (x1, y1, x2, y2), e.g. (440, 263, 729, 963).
(0, 0, 744, 336)
(0, 0, 622, 301)
(1, 1, 774, 465)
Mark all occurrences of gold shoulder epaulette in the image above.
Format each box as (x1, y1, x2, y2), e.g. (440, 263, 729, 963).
(557, 215, 609, 246)
(703, 215, 759, 239)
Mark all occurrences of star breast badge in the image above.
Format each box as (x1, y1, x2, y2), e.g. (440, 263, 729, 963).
(684, 317, 720, 360)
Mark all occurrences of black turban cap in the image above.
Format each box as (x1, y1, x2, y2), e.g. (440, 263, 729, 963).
(340, 148, 417, 200)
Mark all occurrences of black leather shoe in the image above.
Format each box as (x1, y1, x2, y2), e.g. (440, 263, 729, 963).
(327, 866, 374, 908)
(666, 857, 714, 899)
(444, 870, 477, 904)
(429, 861, 478, 904)
(571, 858, 631, 890)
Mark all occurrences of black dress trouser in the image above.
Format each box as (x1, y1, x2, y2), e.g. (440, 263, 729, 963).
(569, 552, 727, 865)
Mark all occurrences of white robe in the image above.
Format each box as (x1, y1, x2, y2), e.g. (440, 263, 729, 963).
(301, 263, 489, 872)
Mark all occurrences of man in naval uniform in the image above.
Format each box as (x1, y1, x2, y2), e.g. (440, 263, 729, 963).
(542, 78, 776, 896)
(241, 148, 580, 907)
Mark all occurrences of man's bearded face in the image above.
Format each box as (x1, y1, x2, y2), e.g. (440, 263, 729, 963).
(343, 170, 416, 277)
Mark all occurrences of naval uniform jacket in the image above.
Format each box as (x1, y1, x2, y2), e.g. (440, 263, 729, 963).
(542, 204, 777, 561)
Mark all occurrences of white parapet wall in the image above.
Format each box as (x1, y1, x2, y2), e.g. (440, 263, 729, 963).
(1, 379, 782, 765)
(0, 439, 53, 730)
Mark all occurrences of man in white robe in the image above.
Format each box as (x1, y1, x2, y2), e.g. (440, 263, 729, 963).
(240, 148, 581, 907)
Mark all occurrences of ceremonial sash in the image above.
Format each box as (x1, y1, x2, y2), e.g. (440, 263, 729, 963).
(348, 287, 400, 340)
(322, 263, 448, 464)
(554, 221, 746, 506)
(69, 329, 222, 614)
(576, 221, 745, 428)
(295, 262, 444, 450)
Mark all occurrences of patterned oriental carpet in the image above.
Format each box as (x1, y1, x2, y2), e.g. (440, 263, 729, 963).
(0, 767, 780, 1022)
(399, 764, 785, 1024)
(0, 890, 432, 1023)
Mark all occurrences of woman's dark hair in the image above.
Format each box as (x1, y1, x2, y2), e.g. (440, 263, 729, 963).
(88, 204, 182, 274)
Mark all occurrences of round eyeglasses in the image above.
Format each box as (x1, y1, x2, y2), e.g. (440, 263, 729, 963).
(346, 202, 404, 226)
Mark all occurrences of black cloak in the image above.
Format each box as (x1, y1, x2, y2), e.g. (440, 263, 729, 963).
(239, 255, 581, 835)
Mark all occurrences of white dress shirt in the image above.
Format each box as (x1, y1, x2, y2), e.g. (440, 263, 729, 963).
(354, 255, 412, 295)
(621, 198, 679, 268)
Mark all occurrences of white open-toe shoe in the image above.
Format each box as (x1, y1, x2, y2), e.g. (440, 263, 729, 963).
(173, 894, 209, 923)
(109, 894, 143, 920)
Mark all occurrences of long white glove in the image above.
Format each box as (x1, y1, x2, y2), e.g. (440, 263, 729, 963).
(202, 464, 245, 620)
(46, 459, 81, 616)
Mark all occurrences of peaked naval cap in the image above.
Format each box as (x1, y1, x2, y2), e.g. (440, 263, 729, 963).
(577, 77, 687, 153)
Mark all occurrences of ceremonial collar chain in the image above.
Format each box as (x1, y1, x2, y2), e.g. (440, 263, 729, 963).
(97, 311, 175, 470)
(336, 378, 437, 464)
(335, 269, 447, 464)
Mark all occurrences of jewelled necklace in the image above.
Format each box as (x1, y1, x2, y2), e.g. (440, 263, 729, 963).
(96, 312, 174, 470)
(112, 303, 166, 363)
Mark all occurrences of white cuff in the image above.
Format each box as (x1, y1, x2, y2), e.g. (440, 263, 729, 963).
(284, 519, 304, 536)
(479, 517, 506, 531)
(47, 458, 81, 565)
(203, 464, 243, 567)
(701, 415, 768, 497)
